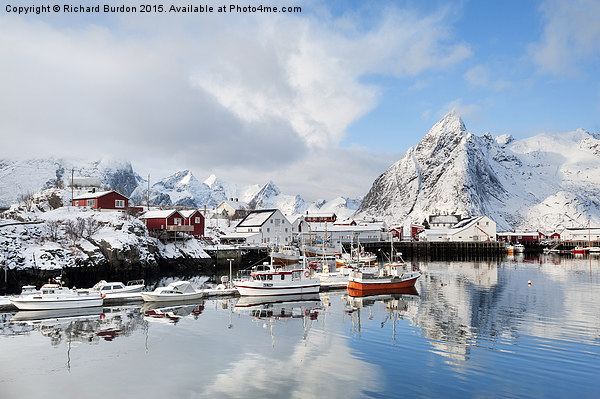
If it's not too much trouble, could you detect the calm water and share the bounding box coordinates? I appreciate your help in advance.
[1,254,599,399]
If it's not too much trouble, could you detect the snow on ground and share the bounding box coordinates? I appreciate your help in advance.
[0,190,210,270]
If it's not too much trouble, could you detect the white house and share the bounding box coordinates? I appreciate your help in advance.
[227,209,292,245]
[418,216,496,242]
[559,227,600,242]
[297,221,385,244]
[215,198,249,219]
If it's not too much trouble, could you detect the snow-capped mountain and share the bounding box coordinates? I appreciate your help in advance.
[355,112,600,231]
[0,157,358,218]
[0,158,143,209]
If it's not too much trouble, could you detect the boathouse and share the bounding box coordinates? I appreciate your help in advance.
[496,231,542,243]
[72,190,131,211]
[180,209,205,237]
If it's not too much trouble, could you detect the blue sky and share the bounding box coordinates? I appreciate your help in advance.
[1,0,599,200]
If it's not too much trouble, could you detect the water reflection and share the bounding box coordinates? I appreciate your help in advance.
[0,256,599,398]
[141,301,205,325]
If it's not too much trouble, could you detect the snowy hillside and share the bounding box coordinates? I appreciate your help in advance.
[356,112,600,231]
[0,188,209,271]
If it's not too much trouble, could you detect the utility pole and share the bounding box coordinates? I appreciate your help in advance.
[147,174,150,211]
[71,168,74,203]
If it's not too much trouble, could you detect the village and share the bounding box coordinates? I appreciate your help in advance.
[68,187,600,254]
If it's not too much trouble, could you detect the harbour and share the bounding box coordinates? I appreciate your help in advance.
[1,254,599,398]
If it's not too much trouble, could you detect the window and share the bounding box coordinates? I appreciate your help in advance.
[75,201,79,206]
[195,217,201,224]
[115,199,125,208]
[174,218,182,225]
[87,199,95,206]
[267,228,270,233]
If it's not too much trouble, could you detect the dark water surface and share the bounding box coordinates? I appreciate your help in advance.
[1,254,599,398]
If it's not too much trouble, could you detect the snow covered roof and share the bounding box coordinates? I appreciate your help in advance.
[179,209,202,218]
[72,190,121,200]
[141,209,181,219]
[237,210,278,227]
[219,199,248,210]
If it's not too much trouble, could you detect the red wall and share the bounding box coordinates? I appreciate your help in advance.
[145,212,184,230]
[183,211,205,236]
[72,191,129,209]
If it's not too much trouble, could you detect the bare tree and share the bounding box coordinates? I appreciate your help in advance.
[46,220,62,241]
[18,192,35,212]
[84,218,101,238]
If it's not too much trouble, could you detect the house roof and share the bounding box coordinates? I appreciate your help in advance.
[72,190,123,200]
[141,209,182,219]
[237,209,278,227]
[218,199,248,211]
[179,209,202,218]
[305,212,336,218]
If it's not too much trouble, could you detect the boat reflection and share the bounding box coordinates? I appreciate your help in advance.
[345,290,420,342]
[141,301,205,325]
[234,294,322,320]
[347,285,419,298]
[6,305,146,345]
[11,306,104,322]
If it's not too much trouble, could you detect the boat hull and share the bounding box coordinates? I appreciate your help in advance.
[347,275,420,294]
[140,292,205,302]
[234,281,320,297]
[10,296,104,311]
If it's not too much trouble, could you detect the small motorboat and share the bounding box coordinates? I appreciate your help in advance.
[140,281,205,302]
[10,283,104,311]
[91,279,145,297]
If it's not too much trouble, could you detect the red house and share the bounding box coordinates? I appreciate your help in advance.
[141,210,192,233]
[180,209,205,237]
[72,190,131,210]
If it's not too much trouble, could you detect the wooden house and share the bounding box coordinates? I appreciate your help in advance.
[180,209,205,237]
[72,190,131,210]
[140,210,193,233]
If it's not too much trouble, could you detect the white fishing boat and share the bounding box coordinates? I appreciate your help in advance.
[233,263,320,296]
[10,283,104,311]
[91,279,145,296]
[270,245,300,266]
[514,243,525,252]
[140,281,205,302]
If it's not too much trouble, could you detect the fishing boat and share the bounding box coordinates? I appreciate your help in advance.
[233,263,320,296]
[91,279,145,296]
[10,283,104,311]
[347,240,420,295]
[506,244,515,255]
[514,243,525,252]
[140,281,205,302]
[270,245,300,266]
[572,246,589,254]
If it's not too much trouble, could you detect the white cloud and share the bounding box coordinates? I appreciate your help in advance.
[438,99,480,119]
[0,2,470,199]
[529,0,600,76]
